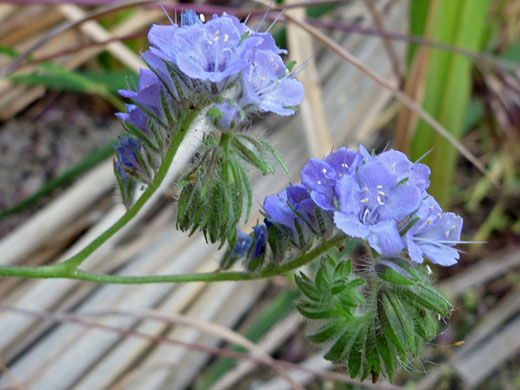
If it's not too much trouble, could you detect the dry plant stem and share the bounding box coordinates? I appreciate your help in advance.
[279,5,493,183]
[286,0,332,157]
[363,0,403,82]
[0,0,343,76]
[72,309,304,390]
[394,0,439,152]
[0,305,403,390]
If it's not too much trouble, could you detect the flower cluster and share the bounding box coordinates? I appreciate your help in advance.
[112,10,303,212]
[230,145,463,269]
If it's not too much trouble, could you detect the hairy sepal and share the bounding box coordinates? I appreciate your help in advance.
[295,255,453,382]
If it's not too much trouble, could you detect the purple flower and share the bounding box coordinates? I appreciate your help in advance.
[334,159,421,255]
[263,184,317,245]
[241,50,304,116]
[360,146,431,195]
[214,102,241,129]
[252,224,267,259]
[405,196,463,266]
[300,147,360,210]
[149,13,261,84]
[114,137,143,175]
[118,68,170,128]
[232,229,252,257]
[181,9,202,26]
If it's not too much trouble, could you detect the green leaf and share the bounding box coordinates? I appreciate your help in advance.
[307,322,342,343]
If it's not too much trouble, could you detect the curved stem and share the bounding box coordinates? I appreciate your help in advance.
[0,110,198,278]
[0,235,345,284]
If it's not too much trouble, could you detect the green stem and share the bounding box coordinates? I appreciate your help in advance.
[0,235,345,284]
[59,109,197,272]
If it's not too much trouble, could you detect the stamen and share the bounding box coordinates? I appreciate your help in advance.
[207,40,213,45]
[364,187,369,192]
[378,191,385,196]
[224,33,229,42]
[260,77,265,81]
[342,163,349,168]
[451,225,456,230]
[214,36,219,42]
[275,80,281,86]
[199,14,205,22]
[437,213,442,219]
[321,168,327,173]
[317,180,321,185]
[445,231,450,238]
[274,64,279,70]
[215,30,220,36]
[285,68,289,75]
[426,265,432,275]
[377,185,383,189]
[377,196,384,205]
[426,219,432,225]
[361,198,369,203]
[270,58,274,64]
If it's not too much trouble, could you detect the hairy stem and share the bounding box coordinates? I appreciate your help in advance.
[0,110,198,278]
[0,235,345,284]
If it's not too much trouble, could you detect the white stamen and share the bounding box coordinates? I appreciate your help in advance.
[215,30,220,36]
[224,33,229,42]
[342,163,349,168]
[274,64,279,70]
[339,173,343,177]
[275,80,281,86]
[426,219,432,225]
[207,40,213,45]
[260,76,265,81]
[317,180,321,185]
[426,265,432,275]
[437,213,442,219]
[364,187,369,192]
[377,185,383,189]
[378,191,385,196]
[321,168,327,173]
[270,58,274,64]
[199,14,205,22]
[361,198,369,203]
[377,196,384,205]
[451,225,456,230]
[285,68,289,75]
[445,231,450,238]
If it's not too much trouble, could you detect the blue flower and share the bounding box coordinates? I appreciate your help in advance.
[334,159,421,255]
[181,9,202,26]
[149,13,261,84]
[231,229,252,257]
[215,102,241,129]
[405,196,463,266]
[241,50,304,116]
[359,146,431,195]
[114,137,143,175]
[263,184,317,245]
[300,147,360,210]
[252,224,267,259]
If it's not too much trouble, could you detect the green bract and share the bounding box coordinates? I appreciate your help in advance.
[295,255,452,383]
